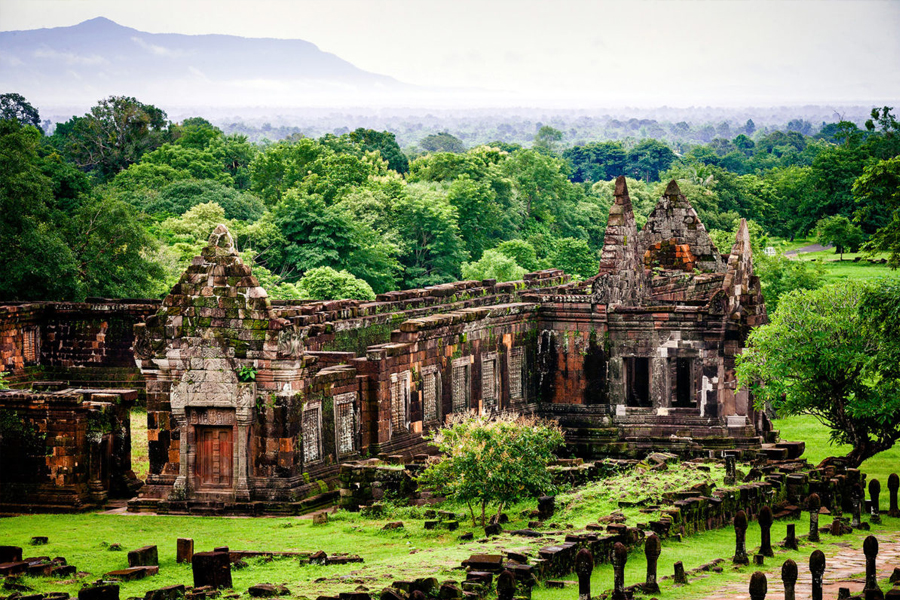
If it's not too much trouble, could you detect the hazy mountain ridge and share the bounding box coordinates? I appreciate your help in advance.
[0,17,411,106]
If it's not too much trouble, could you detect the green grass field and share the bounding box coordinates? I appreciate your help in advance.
[775,415,900,485]
[131,409,150,481]
[2,415,899,599]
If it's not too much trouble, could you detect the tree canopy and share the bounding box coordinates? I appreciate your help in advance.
[736,281,900,466]
[417,413,564,526]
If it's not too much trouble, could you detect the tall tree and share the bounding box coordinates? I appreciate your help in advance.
[737,281,900,467]
[348,128,409,174]
[0,120,79,300]
[54,96,170,180]
[0,93,41,129]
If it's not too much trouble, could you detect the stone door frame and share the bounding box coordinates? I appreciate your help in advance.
[170,380,254,502]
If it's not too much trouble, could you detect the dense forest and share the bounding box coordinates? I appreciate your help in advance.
[2,92,899,308]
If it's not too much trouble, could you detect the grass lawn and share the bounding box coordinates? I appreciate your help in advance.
[131,409,149,481]
[2,414,898,600]
[775,415,900,486]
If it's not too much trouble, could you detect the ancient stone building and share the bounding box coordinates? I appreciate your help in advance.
[0,178,767,514]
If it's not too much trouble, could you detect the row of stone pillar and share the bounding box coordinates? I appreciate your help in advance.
[748,536,896,599]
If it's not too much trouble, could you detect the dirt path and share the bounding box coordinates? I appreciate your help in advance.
[694,531,900,599]
[785,243,834,255]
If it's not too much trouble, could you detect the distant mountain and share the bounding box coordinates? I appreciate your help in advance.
[0,17,413,109]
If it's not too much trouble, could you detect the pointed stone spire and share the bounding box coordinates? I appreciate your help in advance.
[722,218,767,327]
[592,176,646,305]
[639,179,724,272]
[664,179,682,197]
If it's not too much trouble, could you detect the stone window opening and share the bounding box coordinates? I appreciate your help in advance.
[390,371,411,437]
[334,392,357,456]
[509,347,525,402]
[421,366,440,423]
[481,353,498,411]
[451,357,471,414]
[302,404,323,464]
[624,357,651,408]
[673,357,697,408]
[23,327,39,364]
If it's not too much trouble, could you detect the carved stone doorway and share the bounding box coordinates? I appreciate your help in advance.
[195,426,234,490]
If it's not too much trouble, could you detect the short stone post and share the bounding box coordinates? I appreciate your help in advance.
[724,454,736,486]
[888,473,900,518]
[673,561,688,585]
[575,548,593,600]
[496,569,516,600]
[810,549,826,600]
[733,510,750,565]
[808,493,821,542]
[853,483,864,529]
[177,538,194,564]
[192,551,232,589]
[611,542,627,600]
[832,480,844,519]
[537,495,555,520]
[783,523,798,550]
[864,535,881,595]
[749,571,767,600]
[759,506,774,557]
[870,479,882,524]
[643,533,661,594]
[781,559,798,600]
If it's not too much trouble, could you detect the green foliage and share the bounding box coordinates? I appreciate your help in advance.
[736,281,900,466]
[494,239,539,272]
[236,365,257,382]
[419,132,465,154]
[140,180,266,221]
[626,139,676,181]
[348,128,408,174]
[753,253,825,312]
[0,119,81,300]
[392,184,468,288]
[854,156,900,267]
[546,237,597,280]
[815,215,866,259]
[418,413,564,525]
[271,190,398,293]
[295,266,376,301]
[1,92,41,129]
[0,371,9,390]
[461,249,525,283]
[533,126,564,154]
[563,141,627,183]
[52,96,170,181]
[249,138,330,204]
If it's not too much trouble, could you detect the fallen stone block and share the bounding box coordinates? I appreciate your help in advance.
[78,585,119,600]
[144,584,185,600]
[105,567,159,582]
[31,537,49,546]
[0,561,30,576]
[0,547,23,563]
[247,585,289,598]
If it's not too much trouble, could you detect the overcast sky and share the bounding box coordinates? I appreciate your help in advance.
[2,0,899,106]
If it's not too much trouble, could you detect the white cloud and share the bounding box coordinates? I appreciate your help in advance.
[33,47,107,65]
[131,36,183,57]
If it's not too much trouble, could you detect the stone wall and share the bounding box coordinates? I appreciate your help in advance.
[0,300,157,396]
[0,387,138,512]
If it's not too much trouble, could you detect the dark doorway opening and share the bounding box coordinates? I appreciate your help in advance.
[625,357,651,407]
[674,357,695,408]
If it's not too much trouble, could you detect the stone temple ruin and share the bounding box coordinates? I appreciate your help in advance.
[0,178,767,513]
